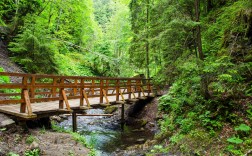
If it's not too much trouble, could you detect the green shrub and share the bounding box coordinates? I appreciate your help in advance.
[24,149,40,156]
[26,135,36,145]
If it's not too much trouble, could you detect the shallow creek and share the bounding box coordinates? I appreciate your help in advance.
[58,109,155,155]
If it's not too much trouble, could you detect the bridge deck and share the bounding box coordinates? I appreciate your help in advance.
[0,93,150,119]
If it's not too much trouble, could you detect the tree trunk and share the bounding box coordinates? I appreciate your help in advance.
[195,0,210,99]
[146,0,150,79]
[195,0,204,60]
[206,0,213,13]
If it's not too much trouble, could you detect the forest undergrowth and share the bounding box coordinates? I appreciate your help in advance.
[146,0,252,155]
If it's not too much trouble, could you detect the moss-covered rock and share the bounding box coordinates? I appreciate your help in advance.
[104,106,118,114]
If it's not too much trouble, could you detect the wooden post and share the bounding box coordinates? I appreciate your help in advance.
[83,90,91,108]
[100,79,104,104]
[91,79,95,95]
[23,90,33,116]
[62,90,71,111]
[127,80,131,99]
[80,79,84,107]
[137,80,141,97]
[20,76,28,113]
[106,80,109,95]
[151,86,154,95]
[119,89,125,102]
[73,79,77,96]
[131,88,136,99]
[147,79,151,96]
[72,112,77,132]
[102,89,110,105]
[116,80,119,101]
[30,75,35,98]
[59,78,64,110]
[121,104,125,123]
[140,87,146,97]
[52,78,57,97]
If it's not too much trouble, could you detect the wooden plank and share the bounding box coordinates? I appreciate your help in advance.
[0,108,37,119]
[62,90,71,111]
[65,114,113,116]
[131,88,136,99]
[23,90,33,116]
[119,89,125,102]
[0,84,24,89]
[80,79,84,106]
[91,80,95,95]
[0,99,24,105]
[0,93,21,96]
[73,79,78,96]
[59,78,64,109]
[82,89,91,108]
[140,87,146,97]
[116,80,119,101]
[52,78,57,97]
[30,76,35,98]
[0,92,152,119]
[102,89,110,105]
[100,80,103,104]
[20,77,28,113]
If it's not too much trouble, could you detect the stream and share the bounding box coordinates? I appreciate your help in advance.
[58,108,155,156]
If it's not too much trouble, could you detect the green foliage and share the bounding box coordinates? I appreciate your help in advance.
[149,0,252,155]
[71,132,88,147]
[226,123,252,155]
[226,144,243,155]
[0,67,20,98]
[24,149,40,156]
[9,26,58,74]
[227,137,243,144]
[7,152,19,156]
[25,135,36,145]
[149,145,168,154]
[88,148,97,156]
[0,67,10,83]
[235,124,251,132]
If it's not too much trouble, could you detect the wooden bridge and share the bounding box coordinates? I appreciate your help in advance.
[0,72,154,120]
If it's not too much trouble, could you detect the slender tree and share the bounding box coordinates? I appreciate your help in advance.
[195,0,209,99]
[146,0,150,78]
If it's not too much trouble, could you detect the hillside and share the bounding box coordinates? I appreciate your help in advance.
[0,40,24,76]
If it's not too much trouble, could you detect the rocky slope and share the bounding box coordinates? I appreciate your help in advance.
[0,40,24,82]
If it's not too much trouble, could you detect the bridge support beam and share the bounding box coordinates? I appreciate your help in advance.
[121,104,125,123]
[72,112,77,132]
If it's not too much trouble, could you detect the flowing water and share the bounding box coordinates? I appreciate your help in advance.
[59,109,155,155]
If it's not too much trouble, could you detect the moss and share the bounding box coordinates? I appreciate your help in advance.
[140,119,148,127]
[104,106,118,114]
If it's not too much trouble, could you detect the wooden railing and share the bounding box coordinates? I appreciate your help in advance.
[0,72,153,116]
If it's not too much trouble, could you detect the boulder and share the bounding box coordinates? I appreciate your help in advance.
[29,141,39,150]
[50,116,62,122]
[0,113,15,128]
[104,106,118,114]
